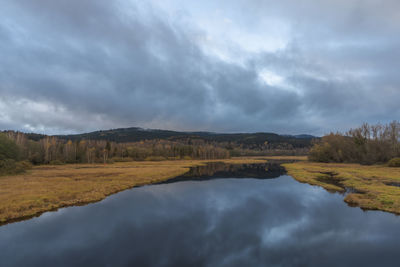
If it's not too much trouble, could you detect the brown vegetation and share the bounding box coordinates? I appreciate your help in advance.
[3,131,231,165]
[309,121,400,165]
[0,157,266,225]
[388,158,400,167]
[284,161,400,214]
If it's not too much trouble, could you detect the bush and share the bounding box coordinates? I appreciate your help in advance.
[0,159,31,176]
[49,160,64,165]
[0,159,17,175]
[144,156,166,161]
[0,133,20,160]
[16,160,33,170]
[388,158,400,167]
[112,157,133,162]
[308,121,400,165]
[308,143,333,162]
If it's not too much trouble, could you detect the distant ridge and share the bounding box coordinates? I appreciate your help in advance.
[54,127,317,148]
[283,134,317,139]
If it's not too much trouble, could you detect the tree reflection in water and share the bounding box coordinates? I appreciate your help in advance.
[160,161,287,184]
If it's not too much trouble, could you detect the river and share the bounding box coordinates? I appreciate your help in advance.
[1,162,399,266]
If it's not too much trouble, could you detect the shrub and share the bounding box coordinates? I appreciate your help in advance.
[14,160,32,173]
[0,133,20,160]
[388,158,400,167]
[16,160,33,170]
[49,160,64,165]
[308,121,400,165]
[144,156,166,161]
[0,159,17,175]
[167,156,180,160]
[0,159,31,176]
[112,157,133,162]
[308,143,332,162]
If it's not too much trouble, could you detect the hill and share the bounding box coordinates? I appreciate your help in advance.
[56,127,317,149]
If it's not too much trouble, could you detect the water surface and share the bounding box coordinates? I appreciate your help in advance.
[1,163,400,267]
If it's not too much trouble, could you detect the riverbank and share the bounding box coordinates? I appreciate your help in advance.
[5,155,398,225]
[0,158,267,225]
[284,161,400,214]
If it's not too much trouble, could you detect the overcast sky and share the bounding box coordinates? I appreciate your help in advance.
[1,0,399,135]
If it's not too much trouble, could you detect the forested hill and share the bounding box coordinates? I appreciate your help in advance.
[0,127,316,171]
[56,127,316,148]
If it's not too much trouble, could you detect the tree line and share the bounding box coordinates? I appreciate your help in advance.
[1,131,231,165]
[309,121,400,165]
[0,129,311,175]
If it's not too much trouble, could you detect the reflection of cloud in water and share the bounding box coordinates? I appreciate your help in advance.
[1,175,400,266]
[262,215,310,246]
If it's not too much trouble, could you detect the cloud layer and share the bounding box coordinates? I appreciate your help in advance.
[1,0,399,135]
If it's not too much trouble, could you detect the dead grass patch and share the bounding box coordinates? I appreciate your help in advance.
[0,157,265,225]
[284,161,400,214]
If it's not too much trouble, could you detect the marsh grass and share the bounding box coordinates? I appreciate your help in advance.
[284,161,400,214]
[388,158,400,167]
[0,157,266,225]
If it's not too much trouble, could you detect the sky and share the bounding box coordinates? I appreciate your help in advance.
[0,0,399,135]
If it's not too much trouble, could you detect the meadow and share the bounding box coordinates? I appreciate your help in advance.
[284,161,400,214]
[2,155,400,226]
[0,158,266,225]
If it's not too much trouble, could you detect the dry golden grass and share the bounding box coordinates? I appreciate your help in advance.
[284,161,400,214]
[263,156,308,161]
[0,157,265,225]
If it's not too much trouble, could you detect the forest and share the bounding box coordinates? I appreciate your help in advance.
[56,127,314,149]
[3,121,399,176]
[0,129,310,175]
[309,121,400,165]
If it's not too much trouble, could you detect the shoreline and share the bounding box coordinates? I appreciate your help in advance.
[284,161,400,215]
[5,156,398,226]
[0,157,271,226]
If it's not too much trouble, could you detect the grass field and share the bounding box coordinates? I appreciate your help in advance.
[4,155,398,225]
[284,161,400,214]
[0,158,267,225]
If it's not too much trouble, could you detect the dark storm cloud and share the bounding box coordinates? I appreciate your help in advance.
[0,0,399,134]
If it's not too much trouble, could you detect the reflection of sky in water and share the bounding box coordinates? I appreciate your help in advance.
[1,175,400,267]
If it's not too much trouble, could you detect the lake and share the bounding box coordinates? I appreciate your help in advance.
[1,162,400,267]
